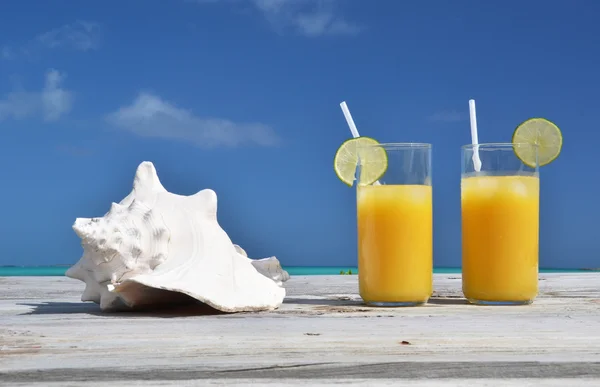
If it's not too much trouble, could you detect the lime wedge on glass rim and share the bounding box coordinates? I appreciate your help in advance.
[512,117,563,167]
[333,136,388,186]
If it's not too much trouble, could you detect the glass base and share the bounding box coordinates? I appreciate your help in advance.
[365,301,426,307]
[467,298,533,306]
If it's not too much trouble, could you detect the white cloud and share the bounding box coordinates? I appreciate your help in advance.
[1,46,14,59]
[41,70,73,121]
[1,20,101,60]
[192,0,361,37]
[254,0,361,37]
[35,21,101,51]
[293,10,360,37]
[106,92,280,148]
[0,69,73,122]
[428,110,464,123]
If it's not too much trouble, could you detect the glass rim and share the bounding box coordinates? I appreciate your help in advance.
[461,142,538,150]
[358,142,432,149]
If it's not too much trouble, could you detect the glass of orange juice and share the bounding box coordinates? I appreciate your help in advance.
[461,143,539,305]
[356,143,432,306]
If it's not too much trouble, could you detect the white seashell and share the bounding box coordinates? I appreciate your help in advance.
[66,161,289,313]
[232,243,290,286]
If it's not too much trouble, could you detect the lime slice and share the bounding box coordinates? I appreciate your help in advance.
[333,137,388,186]
[512,117,563,167]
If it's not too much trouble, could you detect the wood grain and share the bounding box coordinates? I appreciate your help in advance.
[1,274,599,386]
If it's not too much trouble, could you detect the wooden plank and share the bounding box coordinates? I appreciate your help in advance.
[1,274,599,386]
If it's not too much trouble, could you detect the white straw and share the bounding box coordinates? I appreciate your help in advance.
[469,99,482,172]
[340,101,360,138]
[339,101,381,185]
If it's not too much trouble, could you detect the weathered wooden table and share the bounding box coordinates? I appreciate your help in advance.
[1,274,599,386]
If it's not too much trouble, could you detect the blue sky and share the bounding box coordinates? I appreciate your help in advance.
[0,0,598,269]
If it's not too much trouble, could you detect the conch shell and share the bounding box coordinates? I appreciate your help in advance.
[66,161,289,312]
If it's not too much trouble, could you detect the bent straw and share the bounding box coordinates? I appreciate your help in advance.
[469,99,482,172]
[339,101,381,185]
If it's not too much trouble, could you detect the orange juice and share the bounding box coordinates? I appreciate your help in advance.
[357,184,433,305]
[461,174,539,303]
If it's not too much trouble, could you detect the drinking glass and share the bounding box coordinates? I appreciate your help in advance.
[356,143,433,306]
[461,143,540,305]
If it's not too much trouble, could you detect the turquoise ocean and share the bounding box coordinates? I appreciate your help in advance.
[0,266,588,276]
